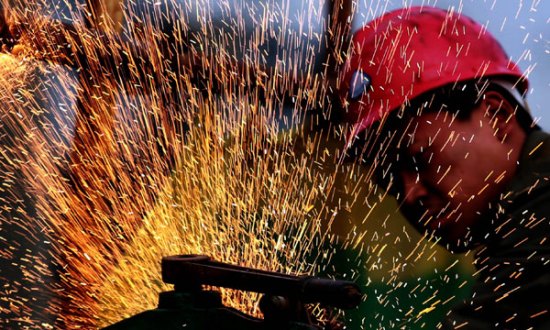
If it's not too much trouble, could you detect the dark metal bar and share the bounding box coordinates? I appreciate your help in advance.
[162,255,362,310]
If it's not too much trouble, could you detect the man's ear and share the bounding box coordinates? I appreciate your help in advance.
[481,90,519,143]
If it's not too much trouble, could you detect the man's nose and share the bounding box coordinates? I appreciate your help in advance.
[401,171,429,205]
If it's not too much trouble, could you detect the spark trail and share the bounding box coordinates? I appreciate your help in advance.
[0,0,359,327]
[0,1,484,329]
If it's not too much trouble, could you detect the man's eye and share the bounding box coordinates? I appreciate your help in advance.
[411,151,431,172]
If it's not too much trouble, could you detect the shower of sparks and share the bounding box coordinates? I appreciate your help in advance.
[3,0,536,329]
[0,0,362,327]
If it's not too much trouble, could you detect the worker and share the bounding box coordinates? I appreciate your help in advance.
[338,6,549,328]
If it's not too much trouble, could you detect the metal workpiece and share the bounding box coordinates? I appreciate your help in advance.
[105,254,364,330]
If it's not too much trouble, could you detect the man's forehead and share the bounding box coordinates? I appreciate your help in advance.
[379,109,461,152]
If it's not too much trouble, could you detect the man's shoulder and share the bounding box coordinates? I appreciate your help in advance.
[502,130,550,211]
[508,130,550,191]
[484,130,550,261]
[443,130,550,330]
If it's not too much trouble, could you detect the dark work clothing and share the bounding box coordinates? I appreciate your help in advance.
[444,131,550,329]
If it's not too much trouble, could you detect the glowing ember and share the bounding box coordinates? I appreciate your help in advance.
[1,0,353,327]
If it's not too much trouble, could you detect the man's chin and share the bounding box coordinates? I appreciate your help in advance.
[402,208,485,253]
[438,237,478,253]
[423,226,480,253]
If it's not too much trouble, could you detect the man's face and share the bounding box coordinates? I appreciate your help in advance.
[383,103,520,251]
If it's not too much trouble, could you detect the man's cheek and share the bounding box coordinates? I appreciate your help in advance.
[445,177,466,199]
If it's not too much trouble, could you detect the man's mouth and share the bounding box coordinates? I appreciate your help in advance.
[419,206,456,232]
[402,200,460,236]
[429,213,454,232]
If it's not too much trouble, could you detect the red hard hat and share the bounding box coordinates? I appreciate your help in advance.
[340,6,528,142]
